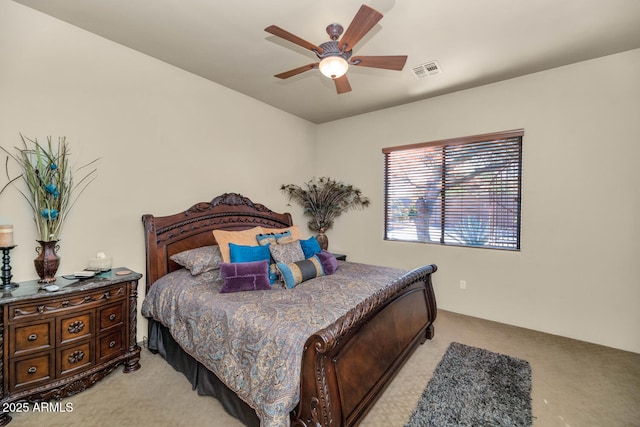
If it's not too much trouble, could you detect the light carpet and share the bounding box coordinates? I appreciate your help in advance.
[7,310,640,426]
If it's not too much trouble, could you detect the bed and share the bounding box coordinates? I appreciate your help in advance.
[141,193,437,427]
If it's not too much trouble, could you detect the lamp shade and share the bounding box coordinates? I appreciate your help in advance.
[319,56,349,79]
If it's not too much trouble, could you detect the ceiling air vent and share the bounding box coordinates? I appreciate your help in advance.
[411,61,441,79]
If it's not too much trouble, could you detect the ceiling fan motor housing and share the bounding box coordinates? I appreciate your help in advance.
[317,41,353,62]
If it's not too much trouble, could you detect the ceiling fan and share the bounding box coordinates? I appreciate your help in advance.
[265,4,407,94]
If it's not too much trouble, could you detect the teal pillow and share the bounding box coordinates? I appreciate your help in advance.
[229,243,278,284]
[299,236,322,258]
[276,255,324,289]
[229,243,271,263]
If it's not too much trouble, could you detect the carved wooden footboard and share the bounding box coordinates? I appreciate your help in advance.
[293,264,437,427]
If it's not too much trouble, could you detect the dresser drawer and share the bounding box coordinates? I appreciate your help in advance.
[10,351,55,392]
[58,310,94,345]
[10,320,54,357]
[98,329,125,362]
[58,341,94,377]
[98,301,125,332]
[7,284,127,322]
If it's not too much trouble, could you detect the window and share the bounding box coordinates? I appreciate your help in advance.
[383,129,523,250]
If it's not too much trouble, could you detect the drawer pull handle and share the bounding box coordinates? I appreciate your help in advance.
[28,333,38,341]
[109,340,116,348]
[67,320,85,334]
[27,367,37,374]
[109,313,117,321]
[68,350,85,364]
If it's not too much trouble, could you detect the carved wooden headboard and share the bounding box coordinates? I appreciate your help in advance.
[141,193,293,290]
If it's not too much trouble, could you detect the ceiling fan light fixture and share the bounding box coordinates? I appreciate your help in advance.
[319,56,349,79]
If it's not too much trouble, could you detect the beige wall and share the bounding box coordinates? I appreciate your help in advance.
[316,48,640,353]
[2,2,638,353]
[0,2,316,340]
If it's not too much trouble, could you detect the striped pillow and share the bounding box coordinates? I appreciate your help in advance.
[276,255,324,289]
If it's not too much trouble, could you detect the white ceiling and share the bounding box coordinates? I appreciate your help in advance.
[13,0,640,124]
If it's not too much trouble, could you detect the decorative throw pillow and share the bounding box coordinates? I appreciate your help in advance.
[299,236,322,258]
[269,240,305,264]
[229,243,271,263]
[219,260,271,293]
[229,243,281,284]
[316,250,339,275]
[170,245,223,275]
[256,230,293,246]
[276,255,325,289]
[262,225,303,241]
[275,233,296,244]
[213,226,264,263]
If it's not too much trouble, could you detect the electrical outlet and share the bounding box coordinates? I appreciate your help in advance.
[459,280,467,290]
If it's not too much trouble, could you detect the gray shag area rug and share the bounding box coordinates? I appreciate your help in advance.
[405,342,532,427]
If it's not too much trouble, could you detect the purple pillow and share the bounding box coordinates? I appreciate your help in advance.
[219,260,271,293]
[316,250,339,275]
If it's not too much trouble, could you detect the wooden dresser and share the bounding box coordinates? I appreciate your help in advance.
[0,267,141,425]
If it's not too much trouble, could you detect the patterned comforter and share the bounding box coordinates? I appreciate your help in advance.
[141,261,407,427]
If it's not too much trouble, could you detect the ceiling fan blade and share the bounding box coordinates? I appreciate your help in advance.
[265,25,323,54]
[351,55,408,70]
[334,75,352,94]
[338,5,383,51]
[274,63,318,79]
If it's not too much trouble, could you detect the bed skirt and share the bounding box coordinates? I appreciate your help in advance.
[147,319,260,427]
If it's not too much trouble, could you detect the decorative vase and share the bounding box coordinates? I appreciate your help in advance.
[34,240,60,283]
[316,228,329,251]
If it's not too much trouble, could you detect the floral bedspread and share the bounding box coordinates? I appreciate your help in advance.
[141,261,407,427]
